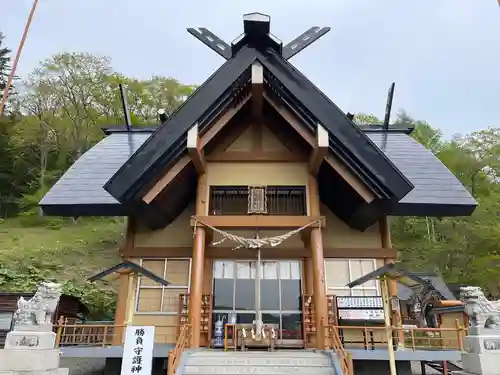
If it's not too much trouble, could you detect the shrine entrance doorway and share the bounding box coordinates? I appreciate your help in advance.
[212,260,303,347]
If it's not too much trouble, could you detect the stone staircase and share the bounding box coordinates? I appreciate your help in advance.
[179,350,338,375]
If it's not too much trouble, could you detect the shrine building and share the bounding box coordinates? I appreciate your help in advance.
[39,13,476,352]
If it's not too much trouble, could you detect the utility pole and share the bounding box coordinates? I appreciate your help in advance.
[0,0,39,116]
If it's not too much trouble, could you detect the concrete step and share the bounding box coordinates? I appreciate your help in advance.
[186,357,332,366]
[182,365,335,375]
[189,351,327,357]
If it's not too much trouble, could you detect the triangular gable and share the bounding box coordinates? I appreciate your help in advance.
[212,122,295,154]
[261,125,289,153]
[258,49,413,200]
[104,46,258,203]
[103,16,413,230]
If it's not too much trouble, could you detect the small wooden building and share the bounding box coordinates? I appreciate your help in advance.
[397,272,457,327]
[0,292,88,347]
[430,305,468,329]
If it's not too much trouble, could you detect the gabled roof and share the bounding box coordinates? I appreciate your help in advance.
[104,46,259,203]
[101,16,417,230]
[105,45,412,205]
[39,14,477,228]
[369,133,476,216]
[39,129,477,219]
[88,261,170,286]
[347,262,429,290]
[397,272,456,301]
[39,133,145,216]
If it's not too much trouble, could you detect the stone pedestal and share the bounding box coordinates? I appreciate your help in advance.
[0,329,69,375]
[454,328,500,375]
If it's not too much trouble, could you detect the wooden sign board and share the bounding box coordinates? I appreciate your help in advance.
[121,326,155,375]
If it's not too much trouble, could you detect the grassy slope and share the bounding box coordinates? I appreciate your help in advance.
[0,217,125,316]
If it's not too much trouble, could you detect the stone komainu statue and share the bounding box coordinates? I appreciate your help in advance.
[460,286,500,329]
[13,282,62,326]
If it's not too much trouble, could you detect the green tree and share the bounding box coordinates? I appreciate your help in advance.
[0,32,10,92]
[354,113,382,125]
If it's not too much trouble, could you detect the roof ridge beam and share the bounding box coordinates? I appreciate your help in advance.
[309,123,328,175]
[187,123,206,175]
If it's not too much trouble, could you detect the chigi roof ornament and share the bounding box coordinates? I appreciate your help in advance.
[187,12,330,60]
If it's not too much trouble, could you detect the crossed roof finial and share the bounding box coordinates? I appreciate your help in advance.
[187,12,330,60]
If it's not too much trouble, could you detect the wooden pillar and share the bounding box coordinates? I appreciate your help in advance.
[125,274,136,325]
[380,217,397,298]
[304,258,314,295]
[380,216,404,345]
[113,273,130,344]
[188,174,207,348]
[113,217,135,344]
[308,175,327,349]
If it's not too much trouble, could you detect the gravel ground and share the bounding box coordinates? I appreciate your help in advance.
[60,358,106,375]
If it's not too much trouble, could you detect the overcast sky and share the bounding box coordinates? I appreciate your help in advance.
[4,0,500,137]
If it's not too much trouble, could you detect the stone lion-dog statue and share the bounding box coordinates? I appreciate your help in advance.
[13,282,62,327]
[460,286,500,329]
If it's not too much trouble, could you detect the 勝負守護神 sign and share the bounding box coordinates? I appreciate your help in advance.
[121,326,155,375]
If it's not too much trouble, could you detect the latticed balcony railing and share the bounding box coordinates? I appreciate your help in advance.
[209,186,307,216]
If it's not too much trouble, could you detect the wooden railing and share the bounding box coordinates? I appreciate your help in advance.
[167,324,191,375]
[55,322,121,347]
[326,322,466,351]
[54,320,181,347]
[322,319,353,375]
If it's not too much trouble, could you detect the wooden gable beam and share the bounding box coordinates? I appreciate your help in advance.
[264,93,374,203]
[251,62,264,120]
[187,123,206,175]
[142,156,190,204]
[309,123,329,175]
[142,94,250,204]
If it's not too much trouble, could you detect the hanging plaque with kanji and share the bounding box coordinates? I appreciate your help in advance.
[248,185,267,214]
[121,326,155,375]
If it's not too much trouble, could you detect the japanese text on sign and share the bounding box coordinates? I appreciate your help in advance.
[121,326,155,375]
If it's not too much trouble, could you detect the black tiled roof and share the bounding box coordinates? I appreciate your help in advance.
[369,133,477,216]
[39,133,146,216]
[39,131,477,217]
[40,15,477,225]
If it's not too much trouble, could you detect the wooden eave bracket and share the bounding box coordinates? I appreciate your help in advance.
[187,123,206,175]
[251,61,263,119]
[309,123,329,175]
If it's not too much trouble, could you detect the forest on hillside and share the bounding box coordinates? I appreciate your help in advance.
[1,30,500,315]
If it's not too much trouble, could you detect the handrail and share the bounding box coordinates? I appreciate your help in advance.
[331,324,466,351]
[54,319,183,348]
[323,319,353,375]
[167,324,191,375]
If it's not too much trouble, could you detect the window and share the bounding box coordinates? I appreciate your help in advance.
[212,260,303,342]
[135,258,191,314]
[324,259,380,296]
[209,186,307,216]
[0,312,13,330]
[212,260,302,312]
